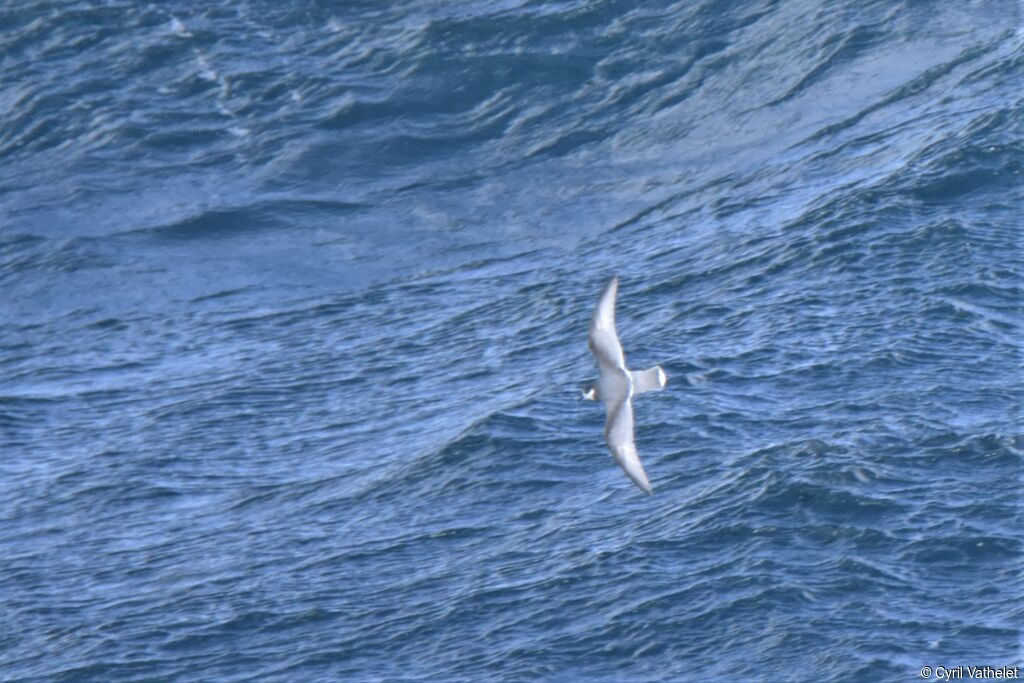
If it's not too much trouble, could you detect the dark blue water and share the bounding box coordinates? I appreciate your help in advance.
[2,1,1022,681]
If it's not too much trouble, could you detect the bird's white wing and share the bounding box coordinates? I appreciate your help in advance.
[604,397,653,494]
[588,276,625,370]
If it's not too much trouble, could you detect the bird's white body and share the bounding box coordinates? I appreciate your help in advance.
[585,277,667,494]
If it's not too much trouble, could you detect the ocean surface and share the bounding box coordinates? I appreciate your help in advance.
[1,1,1022,681]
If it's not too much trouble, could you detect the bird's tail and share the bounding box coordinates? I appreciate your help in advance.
[630,366,667,395]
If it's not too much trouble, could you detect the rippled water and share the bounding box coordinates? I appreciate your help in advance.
[2,1,1022,681]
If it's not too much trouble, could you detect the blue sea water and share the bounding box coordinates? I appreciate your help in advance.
[1,1,1022,681]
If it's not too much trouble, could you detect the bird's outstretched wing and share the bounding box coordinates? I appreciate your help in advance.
[588,276,625,371]
[604,397,653,494]
[587,276,656,494]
